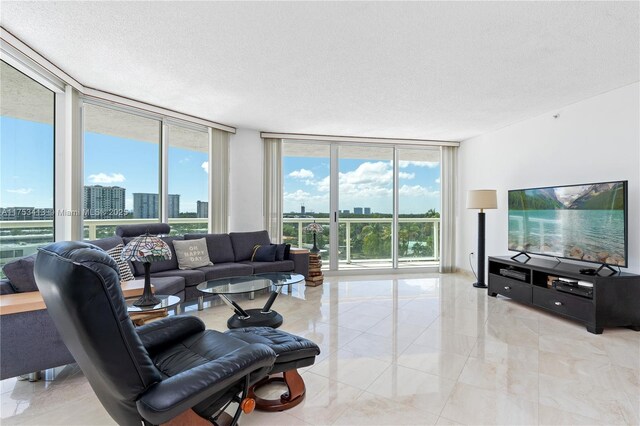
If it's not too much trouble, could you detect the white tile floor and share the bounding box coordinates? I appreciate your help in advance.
[1,272,639,425]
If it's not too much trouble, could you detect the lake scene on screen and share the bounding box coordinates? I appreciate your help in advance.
[508,182,626,266]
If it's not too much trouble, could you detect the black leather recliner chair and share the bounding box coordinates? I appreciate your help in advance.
[34,241,278,426]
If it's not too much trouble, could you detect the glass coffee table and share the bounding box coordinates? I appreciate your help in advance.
[197,272,304,329]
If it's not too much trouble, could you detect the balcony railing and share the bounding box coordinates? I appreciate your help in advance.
[283,217,440,266]
[0,217,438,273]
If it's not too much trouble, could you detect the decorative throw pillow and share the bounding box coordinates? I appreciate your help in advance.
[251,244,277,262]
[106,244,136,282]
[172,238,213,270]
[273,243,290,261]
[2,254,38,293]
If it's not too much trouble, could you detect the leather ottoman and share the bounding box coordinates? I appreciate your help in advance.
[225,327,320,411]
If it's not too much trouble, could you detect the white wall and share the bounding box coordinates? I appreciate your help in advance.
[229,128,264,231]
[457,83,640,275]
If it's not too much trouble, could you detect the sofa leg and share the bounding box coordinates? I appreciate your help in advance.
[249,291,255,301]
[198,296,204,311]
[175,304,182,315]
[28,371,41,382]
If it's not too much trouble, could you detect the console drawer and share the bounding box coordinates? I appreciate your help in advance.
[489,274,531,303]
[532,287,594,322]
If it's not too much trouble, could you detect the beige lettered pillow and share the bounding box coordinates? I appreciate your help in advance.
[172,238,213,270]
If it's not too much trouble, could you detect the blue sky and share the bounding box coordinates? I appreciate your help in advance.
[85,132,208,213]
[1,116,54,208]
[1,116,208,213]
[283,155,441,214]
[2,116,440,215]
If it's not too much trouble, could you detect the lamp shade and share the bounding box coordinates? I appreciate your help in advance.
[121,234,172,263]
[304,222,324,233]
[467,190,497,210]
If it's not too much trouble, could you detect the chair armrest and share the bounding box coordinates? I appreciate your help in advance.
[136,343,276,425]
[136,316,205,354]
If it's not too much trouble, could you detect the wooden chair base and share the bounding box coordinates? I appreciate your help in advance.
[249,369,306,412]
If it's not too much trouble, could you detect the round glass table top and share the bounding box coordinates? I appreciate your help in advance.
[197,272,305,295]
[126,295,181,312]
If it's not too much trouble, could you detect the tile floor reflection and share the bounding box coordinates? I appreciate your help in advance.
[1,272,639,425]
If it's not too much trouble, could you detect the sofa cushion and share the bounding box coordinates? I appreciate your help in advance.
[197,263,254,281]
[150,269,205,287]
[251,244,277,262]
[184,233,236,264]
[105,244,136,282]
[126,236,181,275]
[88,236,124,251]
[274,243,290,261]
[240,260,295,274]
[2,255,37,293]
[172,239,213,270]
[229,231,271,262]
[147,276,185,296]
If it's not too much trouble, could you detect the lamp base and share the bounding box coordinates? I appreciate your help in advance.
[133,294,161,307]
[473,282,488,289]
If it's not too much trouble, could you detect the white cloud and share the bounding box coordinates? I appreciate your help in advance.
[399,172,415,180]
[284,190,311,203]
[201,161,209,174]
[399,160,439,168]
[435,178,441,184]
[289,169,314,179]
[399,184,440,197]
[317,161,394,197]
[6,188,32,195]
[88,173,126,184]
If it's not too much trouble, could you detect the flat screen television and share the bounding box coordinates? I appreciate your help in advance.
[508,180,628,267]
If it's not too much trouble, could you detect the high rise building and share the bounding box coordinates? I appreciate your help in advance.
[300,205,306,215]
[83,185,126,219]
[197,201,208,218]
[133,193,180,218]
[353,207,363,215]
[364,207,371,215]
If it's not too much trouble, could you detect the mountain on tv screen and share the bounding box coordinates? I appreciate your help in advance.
[508,181,627,267]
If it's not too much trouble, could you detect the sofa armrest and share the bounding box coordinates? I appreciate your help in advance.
[136,316,205,354]
[0,280,16,295]
[289,249,309,278]
[136,343,276,425]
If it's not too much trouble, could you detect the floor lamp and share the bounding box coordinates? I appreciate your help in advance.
[467,189,497,288]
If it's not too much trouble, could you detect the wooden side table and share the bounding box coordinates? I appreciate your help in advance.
[126,295,181,326]
[305,252,324,287]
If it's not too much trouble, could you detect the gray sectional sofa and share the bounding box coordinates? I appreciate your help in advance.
[0,228,309,379]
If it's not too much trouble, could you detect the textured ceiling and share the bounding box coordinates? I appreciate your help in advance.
[1,1,638,141]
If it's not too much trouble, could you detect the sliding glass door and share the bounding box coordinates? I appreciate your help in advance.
[282,141,442,271]
[282,142,331,268]
[337,145,394,269]
[397,148,441,268]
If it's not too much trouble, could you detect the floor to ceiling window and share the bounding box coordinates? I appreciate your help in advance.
[397,148,441,268]
[167,123,209,235]
[281,140,442,271]
[282,142,330,268]
[83,103,161,239]
[338,145,394,269]
[0,61,55,275]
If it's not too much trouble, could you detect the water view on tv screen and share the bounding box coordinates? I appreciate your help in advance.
[508,181,627,267]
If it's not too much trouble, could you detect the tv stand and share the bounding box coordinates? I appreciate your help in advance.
[510,251,531,262]
[488,256,640,334]
[595,263,617,275]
